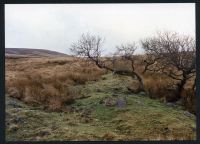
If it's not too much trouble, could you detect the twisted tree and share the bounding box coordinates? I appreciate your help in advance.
[141,31,196,101]
[70,33,112,71]
[70,33,144,93]
[115,43,144,91]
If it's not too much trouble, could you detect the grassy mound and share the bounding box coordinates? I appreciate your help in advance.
[6,74,196,141]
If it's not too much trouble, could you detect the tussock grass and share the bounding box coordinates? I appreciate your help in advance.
[142,72,196,113]
[6,55,196,113]
[110,57,196,114]
[5,56,196,141]
[6,74,196,141]
[6,57,105,111]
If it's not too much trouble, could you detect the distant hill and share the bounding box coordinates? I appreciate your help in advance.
[5,48,68,57]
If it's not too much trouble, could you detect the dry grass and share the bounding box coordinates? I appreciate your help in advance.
[143,73,177,100]
[5,55,195,113]
[110,56,196,114]
[142,72,196,113]
[6,56,106,111]
[5,56,196,140]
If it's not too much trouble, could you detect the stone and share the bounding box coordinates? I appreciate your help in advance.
[117,99,126,108]
[11,117,24,124]
[7,100,22,108]
[138,91,146,96]
[166,102,176,107]
[183,111,194,118]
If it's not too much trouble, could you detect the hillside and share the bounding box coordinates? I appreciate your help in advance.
[6,74,196,141]
[5,48,68,57]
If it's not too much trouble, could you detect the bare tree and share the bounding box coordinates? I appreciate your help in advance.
[141,31,196,101]
[70,33,114,71]
[115,43,144,91]
[70,33,145,93]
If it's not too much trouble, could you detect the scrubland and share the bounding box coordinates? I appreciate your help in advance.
[5,55,196,141]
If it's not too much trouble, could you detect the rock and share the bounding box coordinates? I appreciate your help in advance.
[7,100,22,108]
[183,111,194,118]
[166,102,176,107]
[10,117,24,124]
[138,91,146,96]
[117,98,126,108]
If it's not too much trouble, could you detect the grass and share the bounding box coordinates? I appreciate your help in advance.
[6,56,196,113]
[6,57,106,111]
[6,73,196,141]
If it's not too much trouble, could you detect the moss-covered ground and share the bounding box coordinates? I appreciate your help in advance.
[6,74,196,141]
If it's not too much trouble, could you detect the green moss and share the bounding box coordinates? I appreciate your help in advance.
[6,74,196,141]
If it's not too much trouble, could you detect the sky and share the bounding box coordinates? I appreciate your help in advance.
[5,4,195,55]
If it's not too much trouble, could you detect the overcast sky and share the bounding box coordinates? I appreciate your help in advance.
[5,4,195,55]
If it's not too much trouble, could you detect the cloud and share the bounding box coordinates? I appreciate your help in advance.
[5,4,195,55]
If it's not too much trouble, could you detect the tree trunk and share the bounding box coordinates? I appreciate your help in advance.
[93,59,145,93]
[192,77,196,91]
[176,76,187,101]
[132,71,144,91]
[113,70,144,92]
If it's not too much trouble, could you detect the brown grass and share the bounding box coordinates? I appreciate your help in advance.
[110,57,196,114]
[5,55,195,113]
[142,71,196,113]
[6,56,106,111]
[143,73,176,100]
